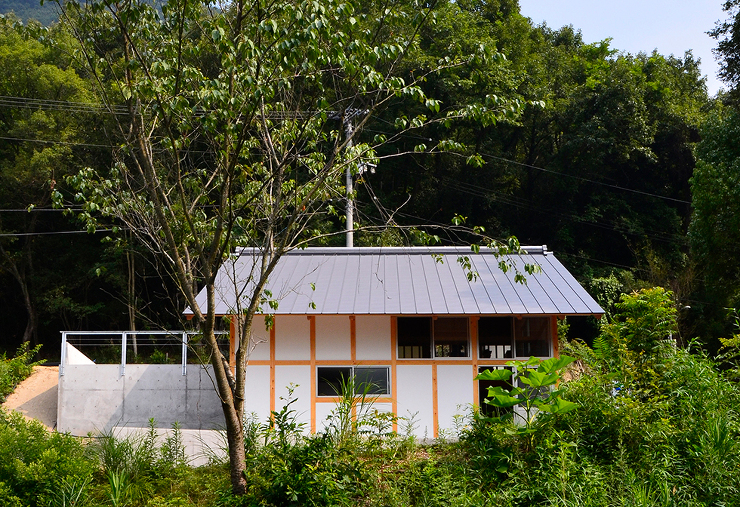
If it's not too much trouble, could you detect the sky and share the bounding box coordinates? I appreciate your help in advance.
[518,0,728,96]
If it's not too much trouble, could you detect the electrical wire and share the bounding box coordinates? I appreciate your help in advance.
[0,228,117,238]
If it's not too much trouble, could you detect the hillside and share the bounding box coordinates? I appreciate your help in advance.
[0,0,58,25]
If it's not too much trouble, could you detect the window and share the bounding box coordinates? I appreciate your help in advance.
[478,317,513,359]
[397,317,432,358]
[316,366,390,396]
[397,317,470,359]
[478,316,551,359]
[514,317,550,357]
[434,317,469,357]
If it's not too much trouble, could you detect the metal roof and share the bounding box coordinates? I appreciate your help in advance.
[194,246,604,316]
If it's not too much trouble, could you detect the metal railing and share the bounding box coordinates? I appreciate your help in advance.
[59,330,229,377]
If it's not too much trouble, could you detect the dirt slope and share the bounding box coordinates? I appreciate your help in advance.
[2,365,58,430]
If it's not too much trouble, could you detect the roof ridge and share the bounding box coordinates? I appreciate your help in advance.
[237,246,549,256]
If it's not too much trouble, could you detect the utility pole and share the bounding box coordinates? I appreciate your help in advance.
[344,118,354,248]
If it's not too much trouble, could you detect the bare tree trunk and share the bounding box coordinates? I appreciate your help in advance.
[203,284,247,494]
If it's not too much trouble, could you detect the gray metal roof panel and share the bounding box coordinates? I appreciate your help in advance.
[540,254,604,314]
[189,246,604,316]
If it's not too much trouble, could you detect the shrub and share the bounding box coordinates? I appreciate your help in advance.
[0,409,94,506]
[0,343,44,402]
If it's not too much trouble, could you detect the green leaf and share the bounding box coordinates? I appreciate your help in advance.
[537,355,576,374]
[475,368,512,382]
[535,397,578,414]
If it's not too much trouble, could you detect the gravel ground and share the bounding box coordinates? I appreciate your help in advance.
[2,365,58,430]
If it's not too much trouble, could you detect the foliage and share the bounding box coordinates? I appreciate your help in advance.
[717,310,740,379]
[476,355,577,431]
[0,409,94,507]
[710,0,740,93]
[589,287,677,393]
[690,107,740,345]
[0,342,44,402]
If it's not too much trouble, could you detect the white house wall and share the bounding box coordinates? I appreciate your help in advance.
[436,365,474,434]
[274,365,311,429]
[244,364,271,423]
[314,402,337,432]
[315,316,351,360]
[275,315,310,360]
[238,314,561,439]
[248,316,271,361]
[396,365,434,439]
[355,315,391,360]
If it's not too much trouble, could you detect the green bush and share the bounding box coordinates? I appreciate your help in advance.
[0,409,94,506]
[0,343,44,402]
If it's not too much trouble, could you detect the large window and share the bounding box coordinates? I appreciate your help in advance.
[316,366,390,396]
[397,317,432,358]
[514,317,550,357]
[478,317,513,359]
[478,316,551,359]
[397,317,470,359]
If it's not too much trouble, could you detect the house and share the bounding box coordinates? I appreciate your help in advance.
[191,246,604,438]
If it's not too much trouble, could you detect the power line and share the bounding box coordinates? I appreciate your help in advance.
[1,95,694,207]
[0,229,115,238]
[0,136,112,149]
[477,151,691,205]
[369,119,692,206]
[0,95,128,115]
[440,176,688,245]
[0,208,80,212]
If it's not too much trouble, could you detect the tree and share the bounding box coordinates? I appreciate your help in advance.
[0,16,99,345]
[54,0,522,493]
[710,0,740,93]
[690,108,740,340]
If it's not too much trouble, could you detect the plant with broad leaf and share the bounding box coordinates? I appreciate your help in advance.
[475,355,578,446]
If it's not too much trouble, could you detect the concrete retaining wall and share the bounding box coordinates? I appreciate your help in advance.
[58,344,223,435]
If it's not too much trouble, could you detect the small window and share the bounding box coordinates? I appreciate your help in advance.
[514,317,550,357]
[397,317,432,358]
[317,367,352,396]
[316,366,390,396]
[478,317,513,359]
[354,367,389,395]
[434,318,469,357]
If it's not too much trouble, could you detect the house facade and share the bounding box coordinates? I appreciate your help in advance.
[195,246,604,438]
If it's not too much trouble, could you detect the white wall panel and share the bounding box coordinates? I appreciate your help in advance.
[315,316,351,360]
[275,316,310,360]
[396,365,434,438]
[244,365,271,424]
[247,316,271,360]
[314,402,338,432]
[436,365,474,435]
[275,365,311,430]
[355,316,391,360]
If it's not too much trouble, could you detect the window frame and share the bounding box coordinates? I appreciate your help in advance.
[315,365,391,397]
[477,316,552,360]
[396,316,471,360]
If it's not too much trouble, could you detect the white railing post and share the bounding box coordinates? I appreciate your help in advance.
[120,332,127,377]
[181,332,188,376]
[59,332,67,376]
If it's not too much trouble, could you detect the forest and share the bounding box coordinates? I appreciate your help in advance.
[3,0,740,504]
[0,0,738,357]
